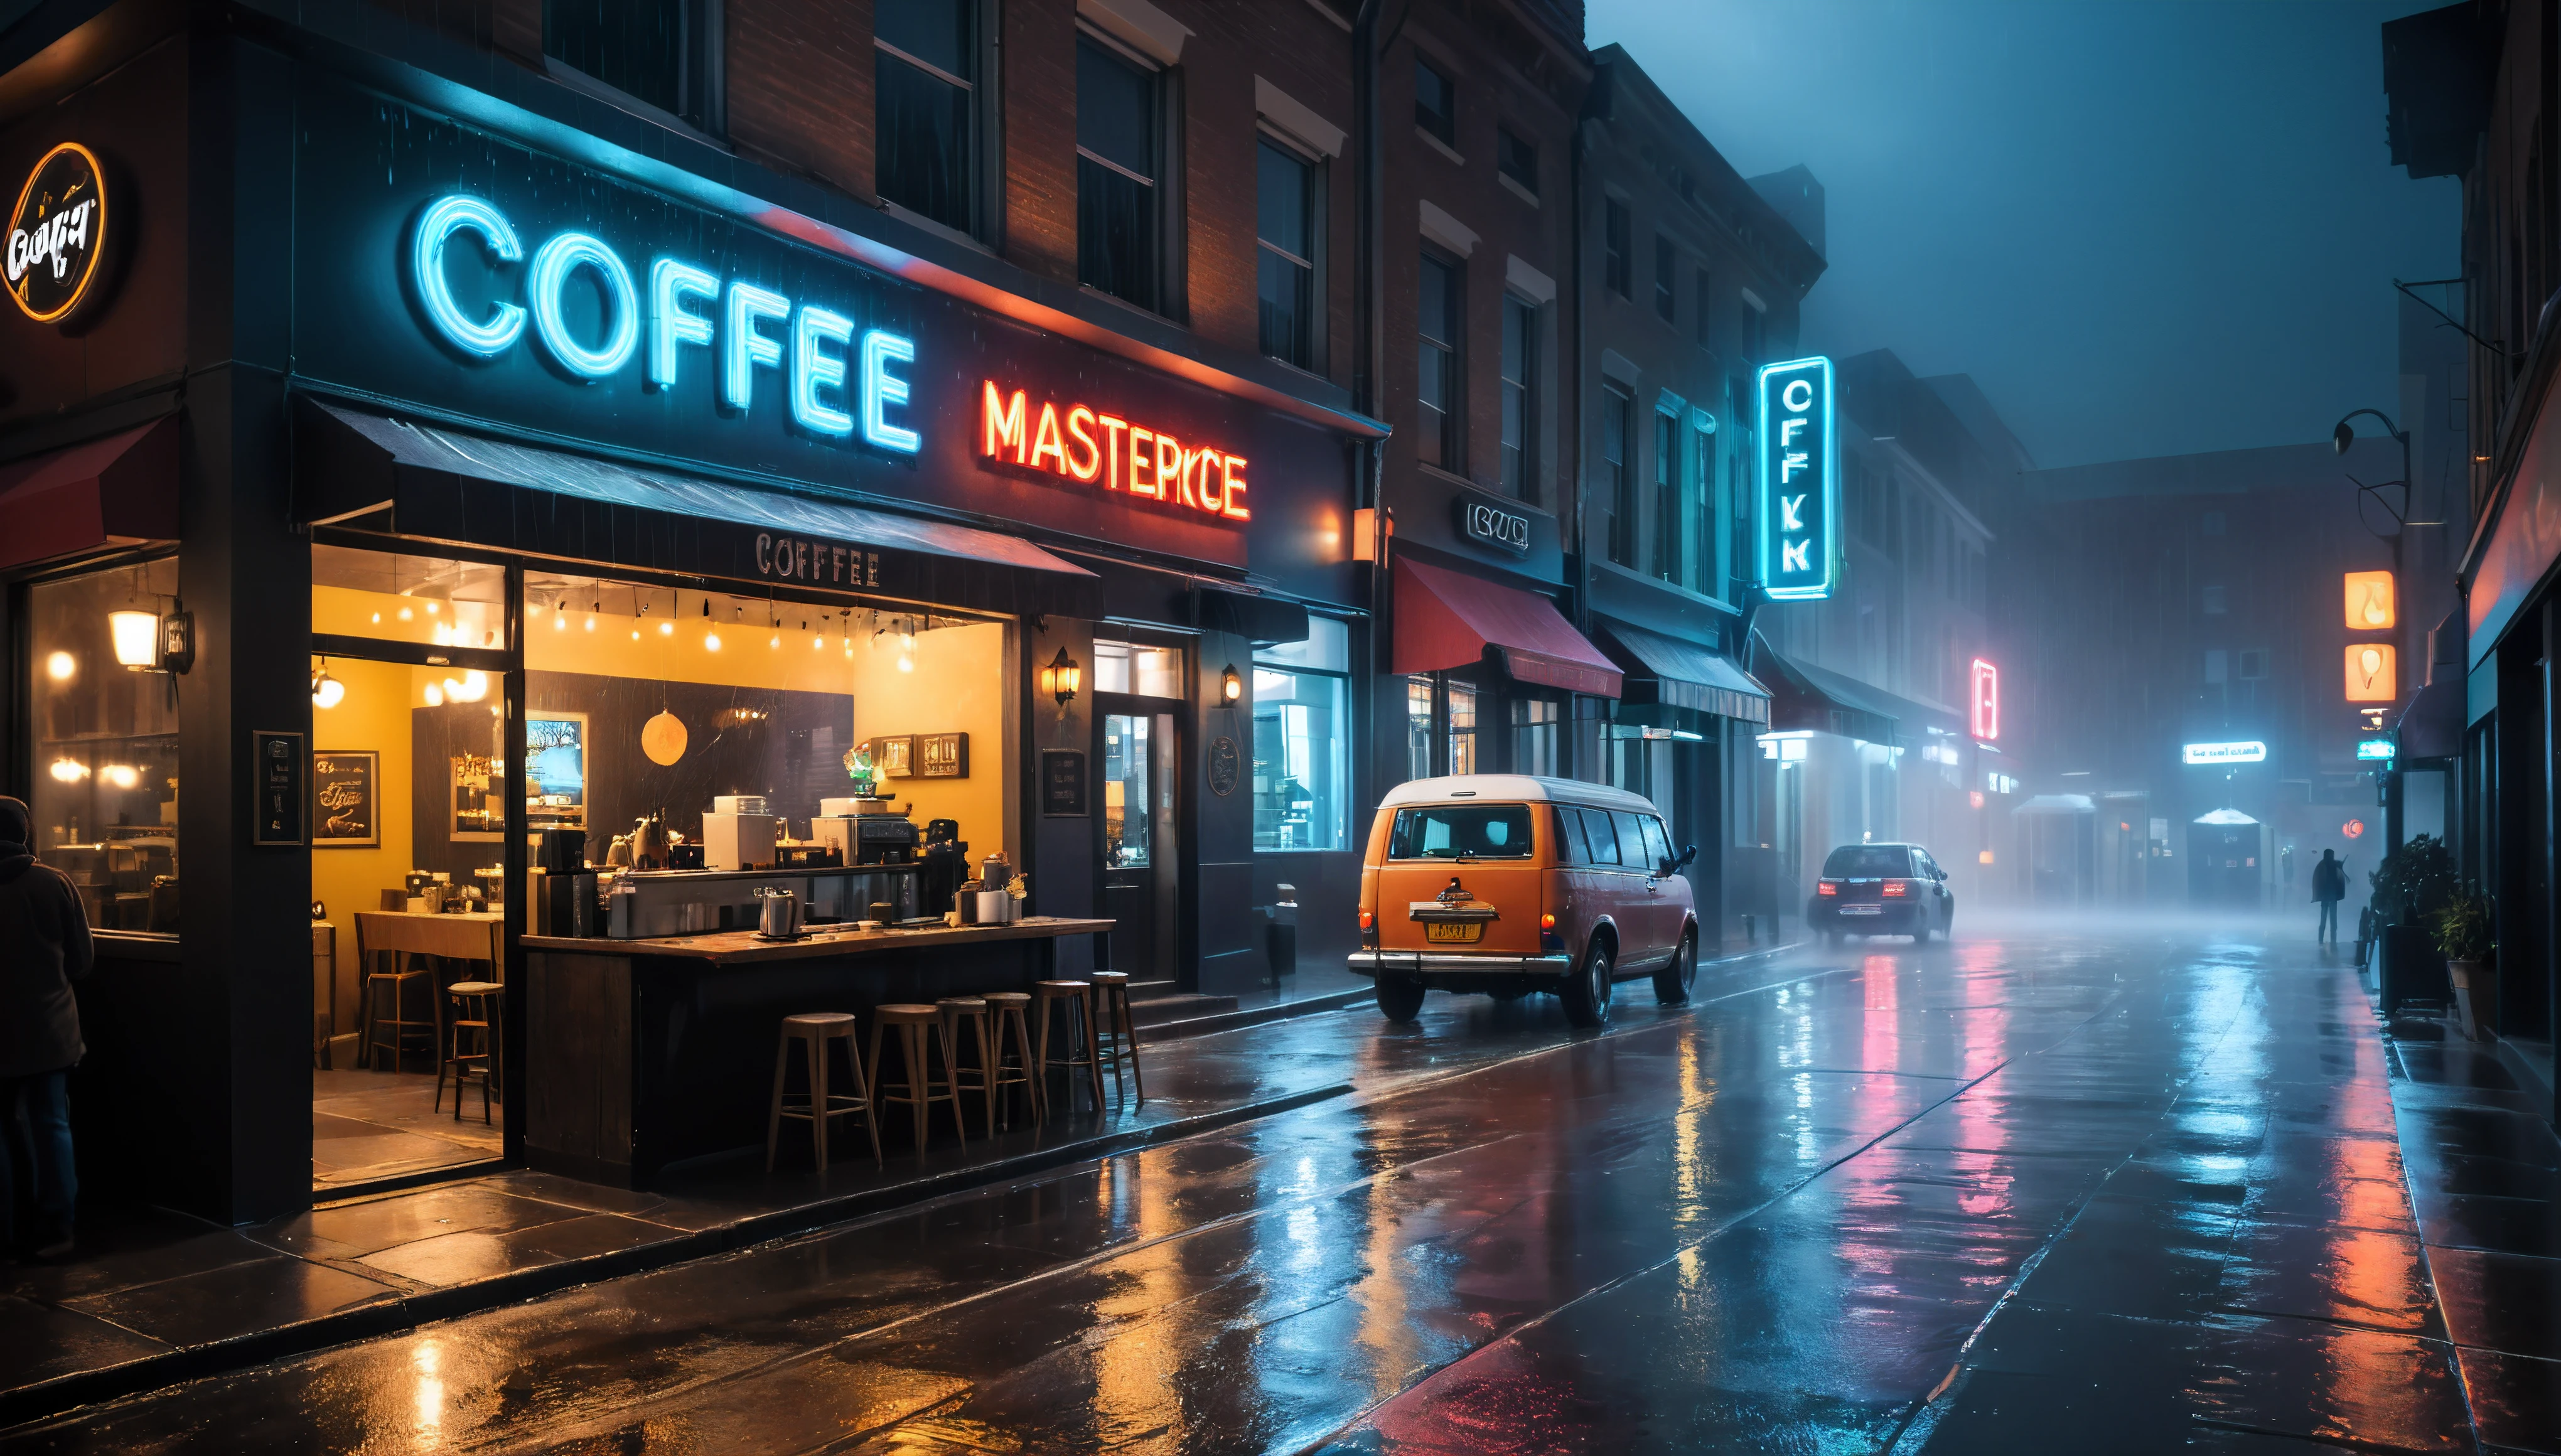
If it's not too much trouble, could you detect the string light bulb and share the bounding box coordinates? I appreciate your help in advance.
[425,682,444,707]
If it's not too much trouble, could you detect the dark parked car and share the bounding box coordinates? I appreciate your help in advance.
[1807,843,1955,943]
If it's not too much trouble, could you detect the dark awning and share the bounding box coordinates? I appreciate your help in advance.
[1754,638,1900,743]
[2395,676,2464,761]
[1393,556,1621,697]
[1597,619,1768,724]
[296,400,1101,619]
[0,417,180,571]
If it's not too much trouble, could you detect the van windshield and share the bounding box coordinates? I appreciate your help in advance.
[1822,846,1913,879]
[1388,804,1535,860]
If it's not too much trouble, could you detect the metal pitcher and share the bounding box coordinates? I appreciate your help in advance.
[754,886,802,938]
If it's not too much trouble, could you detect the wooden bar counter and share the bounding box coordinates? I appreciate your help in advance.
[522,916,1112,1187]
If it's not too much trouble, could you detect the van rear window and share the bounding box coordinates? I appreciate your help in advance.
[1389,805,1535,859]
[1822,845,1913,879]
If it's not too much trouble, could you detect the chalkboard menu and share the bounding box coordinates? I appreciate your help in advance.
[1041,749,1088,817]
[311,750,379,848]
[254,730,306,846]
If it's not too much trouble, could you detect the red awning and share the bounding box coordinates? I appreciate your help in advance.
[0,418,180,570]
[1393,556,1622,697]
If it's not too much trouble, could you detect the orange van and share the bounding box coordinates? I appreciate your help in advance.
[1348,775,1698,1027]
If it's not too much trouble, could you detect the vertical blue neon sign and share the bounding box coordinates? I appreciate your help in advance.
[1755,355,1837,601]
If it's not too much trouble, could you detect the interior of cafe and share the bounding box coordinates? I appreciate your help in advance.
[301,543,1014,1192]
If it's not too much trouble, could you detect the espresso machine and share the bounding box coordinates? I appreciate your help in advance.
[919,818,968,919]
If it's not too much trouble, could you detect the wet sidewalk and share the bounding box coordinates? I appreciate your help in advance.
[0,948,1787,1428]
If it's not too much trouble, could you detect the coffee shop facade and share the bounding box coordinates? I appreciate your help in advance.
[0,7,1377,1222]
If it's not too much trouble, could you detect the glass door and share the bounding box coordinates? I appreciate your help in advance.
[1098,699,1181,986]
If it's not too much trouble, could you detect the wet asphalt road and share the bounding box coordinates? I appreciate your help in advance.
[1,924,2457,1455]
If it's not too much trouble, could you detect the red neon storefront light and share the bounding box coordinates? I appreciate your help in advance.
[1970,658,1999,741]
[981,381,1251,522]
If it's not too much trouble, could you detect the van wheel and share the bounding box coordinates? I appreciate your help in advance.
[1375,977,1425,1022]
[1560,938,1614,1028]
[1653,931,1698,1004]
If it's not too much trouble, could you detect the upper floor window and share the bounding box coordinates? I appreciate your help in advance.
[545,0,719,130]
[1418,250,1463,469]
[1500,294,1536,499]
[1604,200,1631,298]
[1415,58,1456,146]
[1694,267,1714,348]
[1652,407,1682,582]
[1078,34,1169,313]
[1654,235,1677,323]
[1693,414,1717,596]
[1603,383,1635,567]
[875,0,982,236]
[1257,137,1318,369]
[1496,126,1537,194]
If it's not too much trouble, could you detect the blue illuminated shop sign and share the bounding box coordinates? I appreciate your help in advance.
[1756,356,1837,601]
[409,195,919,453]
[2356,738,2396,761]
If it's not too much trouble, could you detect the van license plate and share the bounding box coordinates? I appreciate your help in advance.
[1425,921,1484,943]
[1840,904,1882,916]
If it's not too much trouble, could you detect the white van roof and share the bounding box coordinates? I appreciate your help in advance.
[1377,774,1662,816]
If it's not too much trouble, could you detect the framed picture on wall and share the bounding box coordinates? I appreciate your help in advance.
[310,750,379,848]
[868,735,916,778]
[919,732,969,778]
[526,712,588,832]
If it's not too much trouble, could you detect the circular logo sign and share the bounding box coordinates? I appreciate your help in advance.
[1207,735,1240,798]
[2343,819,2365,839]
[6,142,105,323]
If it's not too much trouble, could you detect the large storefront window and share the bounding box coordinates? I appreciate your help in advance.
[1447,680,1480,774]
[1513,698,1560,777]
[1252,618,1348,850]
[1406,677,1434,781]
[313,545,510,652]
[30,558,181,934]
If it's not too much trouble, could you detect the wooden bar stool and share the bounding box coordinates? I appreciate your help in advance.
[438,981,502,1123]
[934,997,994,1137]
[978,991,1044,1129]
[868,1004,967,1152]
[766,1012,879,1172]
[361,951,436,1073]
[1088,970,1145,1103]
[1031,980,1106,1113]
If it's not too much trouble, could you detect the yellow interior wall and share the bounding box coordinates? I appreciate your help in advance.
[306,654,417,1033]
[844,619,1013,864]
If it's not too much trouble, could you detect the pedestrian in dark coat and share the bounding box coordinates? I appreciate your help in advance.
[0,795,94,1258]
[2311,848,2347,946]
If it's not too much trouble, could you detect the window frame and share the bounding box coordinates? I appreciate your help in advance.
[1250,624,1350,854]
[1414,56,1456,146]
[1602,380,1635,568]
[1651,405,1682,584]
[1496,125,1538,195]
[1075,26,1184,318]
[1653,233,1677,323]
[1499,292,1537,501]
[872,0,1001,242]
[543,0,726,137]
[1255,129,1324,372]
[1418,246,1464,472]
[1604,197,1631,299]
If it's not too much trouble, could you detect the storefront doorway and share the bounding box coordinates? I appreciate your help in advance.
[1098,699,1181,987]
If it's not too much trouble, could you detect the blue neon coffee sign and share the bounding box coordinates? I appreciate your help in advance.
[408,194,920,453]
[1755,355,1837,601]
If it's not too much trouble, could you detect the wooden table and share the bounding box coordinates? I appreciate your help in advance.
[355,911,504,1071]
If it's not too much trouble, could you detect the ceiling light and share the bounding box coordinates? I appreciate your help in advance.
[45,650,75,683]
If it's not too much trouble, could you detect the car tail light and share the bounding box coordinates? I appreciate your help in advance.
[1359,907,1375,929]
[1816,881,1838,896]
[1540,912,1557,929]
[1882,881,1909,897]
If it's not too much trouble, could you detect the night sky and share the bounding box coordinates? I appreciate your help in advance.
[1586,0,2461,469]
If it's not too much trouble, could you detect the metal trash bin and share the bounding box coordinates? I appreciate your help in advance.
[1264,883,1300,981]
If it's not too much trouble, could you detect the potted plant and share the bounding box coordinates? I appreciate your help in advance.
[2370,834,2456,1017]
[2434,887,2496,1039]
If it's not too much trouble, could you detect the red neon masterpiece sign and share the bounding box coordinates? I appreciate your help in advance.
[980,381,1250,523]
[1970,658,1999,741]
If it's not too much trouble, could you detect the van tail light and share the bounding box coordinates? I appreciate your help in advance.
[1816,881,1838,896]
[1882,881,1909,897]
[1359,908,1375,929]
[1540,912,1557,929]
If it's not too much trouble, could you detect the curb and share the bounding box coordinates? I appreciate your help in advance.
[0,1080,1355,1432]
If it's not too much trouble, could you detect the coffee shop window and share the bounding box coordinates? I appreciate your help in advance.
[312,545,510,651]
[1512,697,1560,777]
[1446,680,1479,774]
[1251,618,1348,851]
[30,557,181,935]
[1405,677,1434,781]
